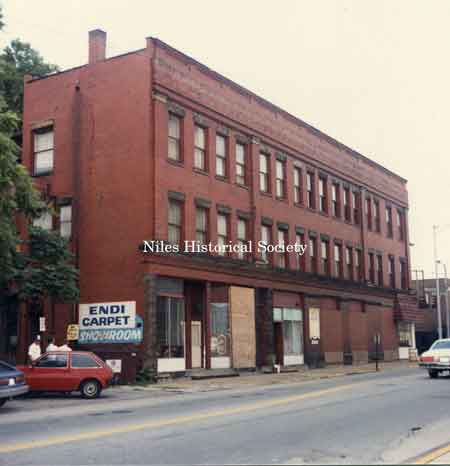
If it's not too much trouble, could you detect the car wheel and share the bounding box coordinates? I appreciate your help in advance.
[0,399,7,408]
[429,370,439,379]
[80,380,101,399]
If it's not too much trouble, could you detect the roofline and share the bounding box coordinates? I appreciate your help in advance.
[27,35,407,184]
[26,48,147,84]
[149,37,407,184]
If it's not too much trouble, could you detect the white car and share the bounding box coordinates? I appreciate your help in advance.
[419,338,450,378]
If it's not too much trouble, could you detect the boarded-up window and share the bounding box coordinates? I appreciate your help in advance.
[230,286,255,368]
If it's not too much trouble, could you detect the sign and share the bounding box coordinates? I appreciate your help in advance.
[309,307,320,340]
[106,359,122,374]
[67,324,79,341]
[39,317,46,332]
[79,301,136,329]
[78,301,143,344]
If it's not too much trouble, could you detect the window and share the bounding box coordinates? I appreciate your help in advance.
[33,211,52,231]
[334,244,343,278]
[33,128,54,175]
[275,160,286,198]
[397,210,404,241]
[259,153,270,192]
[36,354,68,368]
[235,142,246,185]
[168,200,182,244]
[353,191,360,225]
[374,200,381,232]
[355,249,362,281]
[386,207,393,238]
[217,214,228,256]
[431,340,450,350]
[60,205,72,238]
[368,252,375,284]
[343,187,351,222]
[306,172,315,209]
[332,183,340,217]
[319,177,327,213]
[398,321,413,348]
[237,218,248,260]
[194,125,206,170]
[345,246,353,280]
[72,354,100,368]
[261,224,271,263]
[295,233,305,270]
[366,198,372,230]
[211,303,230,357]
[309,237,317,273]
[293,167,302,204]
[215,134,227,177]
[277,229,287,268]
[377,255,383,286]
[400,260,408,290]
[388,256,396,288]
[321,240,329,275]
[156,296,185,359]
[196,207,208,245]
[168,114,181,161]
[283,310,303,356]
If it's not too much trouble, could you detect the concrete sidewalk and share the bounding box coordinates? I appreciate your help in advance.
[125,360,418,393]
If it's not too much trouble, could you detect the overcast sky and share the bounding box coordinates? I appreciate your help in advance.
[2,0,449,279]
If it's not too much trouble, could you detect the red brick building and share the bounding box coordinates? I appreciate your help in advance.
[9,30,423,379]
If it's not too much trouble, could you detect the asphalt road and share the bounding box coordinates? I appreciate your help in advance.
[1,367,450,465]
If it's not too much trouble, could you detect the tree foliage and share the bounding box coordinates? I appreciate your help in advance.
[0,39,58,117]
[0,97,44,285]
[14,227,79,302]
[0,6,78,304]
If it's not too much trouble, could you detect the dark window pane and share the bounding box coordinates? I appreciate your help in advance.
[72,354,100,368]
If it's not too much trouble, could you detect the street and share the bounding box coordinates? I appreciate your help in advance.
[1,366,450,465]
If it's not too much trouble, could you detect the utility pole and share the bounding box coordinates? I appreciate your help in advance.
[433,225,443,339]
[443,263,450,338]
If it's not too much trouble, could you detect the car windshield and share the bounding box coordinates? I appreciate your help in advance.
[0,362,13,372]
[431,341,450,350]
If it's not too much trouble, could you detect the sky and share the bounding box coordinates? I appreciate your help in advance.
[1,0,449,279]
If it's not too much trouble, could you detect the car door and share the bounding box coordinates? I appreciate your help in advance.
[70,353,103,388]
[29,353,71,391]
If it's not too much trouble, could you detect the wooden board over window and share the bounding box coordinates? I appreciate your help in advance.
[230,286,256,369]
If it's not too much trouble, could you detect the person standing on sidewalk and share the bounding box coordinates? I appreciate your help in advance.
[28,336,41,363]
[58,340,72,351]
[46,337,58,352]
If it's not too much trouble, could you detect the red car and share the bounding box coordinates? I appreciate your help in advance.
[18,351,114,399]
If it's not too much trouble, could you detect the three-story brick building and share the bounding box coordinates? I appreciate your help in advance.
[13,30,422,380]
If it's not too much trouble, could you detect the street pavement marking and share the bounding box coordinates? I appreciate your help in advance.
[0,383,355,454]
[412,442,450,464]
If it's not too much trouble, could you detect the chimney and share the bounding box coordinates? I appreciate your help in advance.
[88,29,106,64]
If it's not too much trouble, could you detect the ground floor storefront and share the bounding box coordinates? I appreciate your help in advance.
[4,258,424,382]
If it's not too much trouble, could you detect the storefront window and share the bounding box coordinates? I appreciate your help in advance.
[273,308,304,355]
[283,309,303,355]
[398,321,413,347]
[211,303,230,357]
[156,296,185,358]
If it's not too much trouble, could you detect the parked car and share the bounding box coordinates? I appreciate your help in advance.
[17,351,114,399]
[419,338,450,378]
[0,361,29,408]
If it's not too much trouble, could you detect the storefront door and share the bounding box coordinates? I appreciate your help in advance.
[191,321,202,368]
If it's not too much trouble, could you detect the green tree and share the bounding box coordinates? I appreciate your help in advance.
[0,39,58,117]
[0,96,43,285]
[0,7,78,305]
